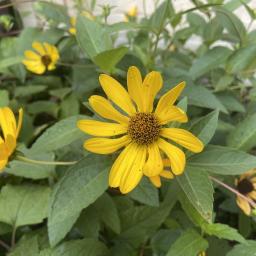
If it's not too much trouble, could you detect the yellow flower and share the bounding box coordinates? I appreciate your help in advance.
[77,66,204,193]
[124,6,138,21]
[235,169,256,215]
[69,17,76,35]
[0,107,23,171]
[198,252,206,256]
[22,41,59,75]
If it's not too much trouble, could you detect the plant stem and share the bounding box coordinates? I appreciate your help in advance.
[16,155,77,166]
[0,239,10,251]
[11,226,16,249]
[209,176,256,208]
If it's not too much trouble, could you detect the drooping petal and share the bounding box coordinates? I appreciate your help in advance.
[84,135,131,154]
[149,176,161,188]
[47,63,56,71]
[0,142,8,161]
[155,81,185,115]
[160,128,204,153]
[32,41,46,56]
[5,135,16,156]
[236,196,251,215]
[127,66,144,112]
[119,145,146,193]
[157,138,185,175]
[89,95,129,124]
[22,60,46,74]
[156,106,188,125]
[160,170,174,179]
[77,120,127,137]
[0,107,16,139]
[143,143,163,177]
[248,191,256,201]
[109,143,137,188]
[24,50,41,60]
[99,74,136,115]
[143,71,163,112]
[16,108,23,138]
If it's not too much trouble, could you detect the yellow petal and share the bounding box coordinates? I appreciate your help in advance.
[0,159,7,172]
[89,95,129,124]
[44,43,59,62]
[160,128,204,153]
[156,106,188,125]
[160,170,174,179]
[143,71,163,112]
[163,158,171,167]
[236,196,251,215]
[99,74,136,115]
[77,120,127,137]
[157,138,185,175]
[109,143,137,188]
[155,81,185,115]
[32,41,46,56]
[149,176,161,188]
[24,50,41,60]
[143,143,163,177]
[0,142,8,161]
[127,66,144,112]
[119,145,146,193]
[5,135,16,156]
[23,60,46,74]
[84,135,131,154]
[248,191,256,201]
[0,107,16,138]
[47,63,56,71]
[16,108,23,138]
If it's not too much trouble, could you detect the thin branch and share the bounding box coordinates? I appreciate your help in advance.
[11,226,16,248]
[209,176,256,208]
[0,239,11,251]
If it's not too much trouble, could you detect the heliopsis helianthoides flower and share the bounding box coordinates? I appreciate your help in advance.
[0,107,23,171]
[69,17,76,35]
[77,66,204,193]
[22,41,59,75]
[235,169,256,215]
[124,6,138,21]
[198,252,206,256]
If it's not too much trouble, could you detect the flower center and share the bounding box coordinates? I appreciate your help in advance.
[237,178,254,195]
[127,113,161,145]
[41,55,52,67]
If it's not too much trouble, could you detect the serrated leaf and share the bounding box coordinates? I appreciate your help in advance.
[188,145,256,175]
[48,155,111,246]
[189,47,232,79]
[93,47,128,72]
[166,229,208,256]
[31,115,86,153]
[129,177,159,207]
[76,15,112,59]
[0,185,50,228]
[202,223,246,244]
[227,114,256,151]
[176,168,213,222]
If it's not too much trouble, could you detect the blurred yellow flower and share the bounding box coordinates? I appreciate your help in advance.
[22,41,59,75]
[69,17,76,35]
[235,169,256,215]
[0,107,23,171]
[198,252,206,256]
[124,6,138,21]
[77,66,204,193]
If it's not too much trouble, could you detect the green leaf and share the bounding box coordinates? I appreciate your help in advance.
[76,15,112,59]
[176,168,213,222]
[166,229,208,256]
[49,238,109,256]
[8,235,39,256]
[214,75,234,92]
[215,7,247,44]
[227,114,256,151]
[0,56,23,69]
[226,45,256,73]
[6,149,55,180]
[129,177,159,207]
[48,155,111,246]
[14,85,47,97]
[0,185,50,228]
[227,241,256,256]
[188,145,256,175]
[202,223,246,244]
[0,90,9,107]
[184,85,228,113]
[34,1,69,25]
[189,110,219,146]
[93,47,128,72]
[31,115,86,153]
[189,47,232,79]
[217,92,245,113]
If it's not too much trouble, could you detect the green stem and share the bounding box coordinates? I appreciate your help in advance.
[11,226,16,249]
[16,155,77,166]
[0,239,10,251]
